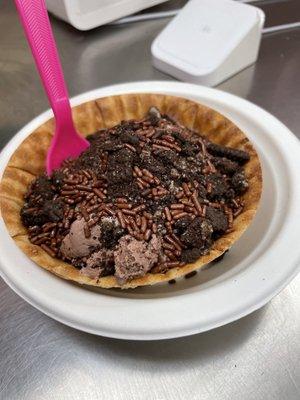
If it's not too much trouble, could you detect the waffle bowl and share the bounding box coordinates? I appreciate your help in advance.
[0,93,262,289]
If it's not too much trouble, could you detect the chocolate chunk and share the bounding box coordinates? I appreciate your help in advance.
[26,175,53,201]
[21,199,64,227]
[21,208,47,227]
[42,200,64,222]
[206,206,228,232]
[231,170,249,194]
[120,132,139,145]
[181,248,203,263]
[148,106,161,119]
[173,215,194,234]
[213,157,240,175]
[180,217,213,248]
[148,107,161,126]
[206,143,250,164]
[207,173,229,199]
[100,217,124,249]
[51,170,65,188]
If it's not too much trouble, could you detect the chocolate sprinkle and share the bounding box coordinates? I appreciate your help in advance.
[185,270,197,279]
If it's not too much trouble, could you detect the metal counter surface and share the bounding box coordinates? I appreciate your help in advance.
[0,1,300,399]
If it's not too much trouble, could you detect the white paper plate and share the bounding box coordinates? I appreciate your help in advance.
[1,81,300,340]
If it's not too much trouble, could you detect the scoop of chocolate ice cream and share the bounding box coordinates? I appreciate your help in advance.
[114,235,161,284]
[80,249,114,279]
[61,219,101,258]
[86,249,114,268]
[80,265,102,280]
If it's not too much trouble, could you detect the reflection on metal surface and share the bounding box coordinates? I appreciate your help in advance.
[1,275,300,399]
[263,21,300,33]
[219,64,256,97]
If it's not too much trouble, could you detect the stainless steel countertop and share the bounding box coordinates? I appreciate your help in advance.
[1,1,300,399]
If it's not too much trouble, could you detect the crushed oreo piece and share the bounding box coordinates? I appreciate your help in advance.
[100,218,124,249]
[173,215,194,234]
[231,170,249,194]
[207,173,229,199]
[206,143,250,164]
[181,248,203,263]
[213,157,240,175]
[206,207,228,232]
[180,217,213,248]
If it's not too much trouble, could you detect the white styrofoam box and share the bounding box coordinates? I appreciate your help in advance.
[46,0,168,30]
[152,0,265,87]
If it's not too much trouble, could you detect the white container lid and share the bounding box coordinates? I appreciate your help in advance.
[152,0,265,86]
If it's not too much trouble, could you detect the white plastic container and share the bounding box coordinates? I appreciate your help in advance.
[46,0,168,30]
[152,0,265,87]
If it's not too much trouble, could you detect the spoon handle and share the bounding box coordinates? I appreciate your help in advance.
[14,0,72,124]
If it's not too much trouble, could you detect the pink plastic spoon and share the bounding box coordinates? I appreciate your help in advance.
[14,0,90,175]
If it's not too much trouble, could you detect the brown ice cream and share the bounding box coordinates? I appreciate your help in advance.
[80,248,114,279]
[80,265,102,280]
[114,235,162,284]
[61,218,101,258]
[86,249,114,268]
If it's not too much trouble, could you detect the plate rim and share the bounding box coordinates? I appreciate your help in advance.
[1,81,300,340]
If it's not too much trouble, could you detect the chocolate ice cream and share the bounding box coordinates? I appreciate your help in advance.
[81,249,114,279]
[114,235,162,284]
[61,218,101,258]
